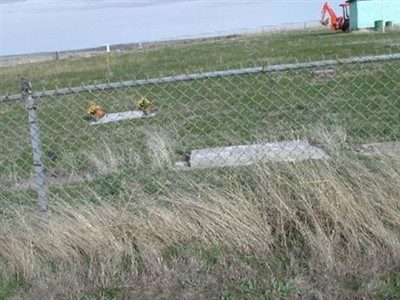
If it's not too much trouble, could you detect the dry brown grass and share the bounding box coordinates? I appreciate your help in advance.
[1,142,400,299]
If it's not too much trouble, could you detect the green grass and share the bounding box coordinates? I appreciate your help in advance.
[380,273,400,299]
[0,278,22,299]
[2,28,400,94]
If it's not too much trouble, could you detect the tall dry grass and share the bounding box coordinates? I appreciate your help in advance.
[1,137,400,298]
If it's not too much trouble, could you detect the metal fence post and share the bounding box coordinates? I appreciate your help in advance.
[22,80,50,226]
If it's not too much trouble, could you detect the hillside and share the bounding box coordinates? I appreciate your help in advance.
[1,28,400,299]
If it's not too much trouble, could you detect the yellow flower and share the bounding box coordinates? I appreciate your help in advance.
[86,101,101,115]
[137,97,153,110]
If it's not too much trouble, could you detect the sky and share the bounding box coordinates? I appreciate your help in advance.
[0,0,345,56]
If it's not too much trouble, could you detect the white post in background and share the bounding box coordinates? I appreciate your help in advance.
[106,43,113,78]
[23,80,50,228]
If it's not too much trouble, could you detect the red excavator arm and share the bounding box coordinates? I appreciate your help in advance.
[320,2,349,31]
[320,2,338,30]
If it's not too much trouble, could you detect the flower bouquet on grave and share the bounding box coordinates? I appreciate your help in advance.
[136,97,154,116]
[86,101,105,121]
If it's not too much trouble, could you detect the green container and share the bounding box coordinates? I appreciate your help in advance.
[375,20,384,31]
[385,21,394,28]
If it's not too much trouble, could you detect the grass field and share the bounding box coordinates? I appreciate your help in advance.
[2,28,400,94]
[1,28,400,299]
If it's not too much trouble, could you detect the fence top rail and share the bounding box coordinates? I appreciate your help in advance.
[2,53,400,103]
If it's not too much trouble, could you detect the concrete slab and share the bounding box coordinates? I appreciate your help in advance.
[90,110,155,125]
[189,140,328,169]
[311,69,337,78]
[355,142,400,157]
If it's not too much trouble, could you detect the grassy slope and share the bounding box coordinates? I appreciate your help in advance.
[2,28,400,94]
[1,28,400,299]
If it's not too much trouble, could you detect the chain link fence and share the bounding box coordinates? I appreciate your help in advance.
[1,54,399,210]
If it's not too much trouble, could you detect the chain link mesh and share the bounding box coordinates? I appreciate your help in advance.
[1,55,399,204]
